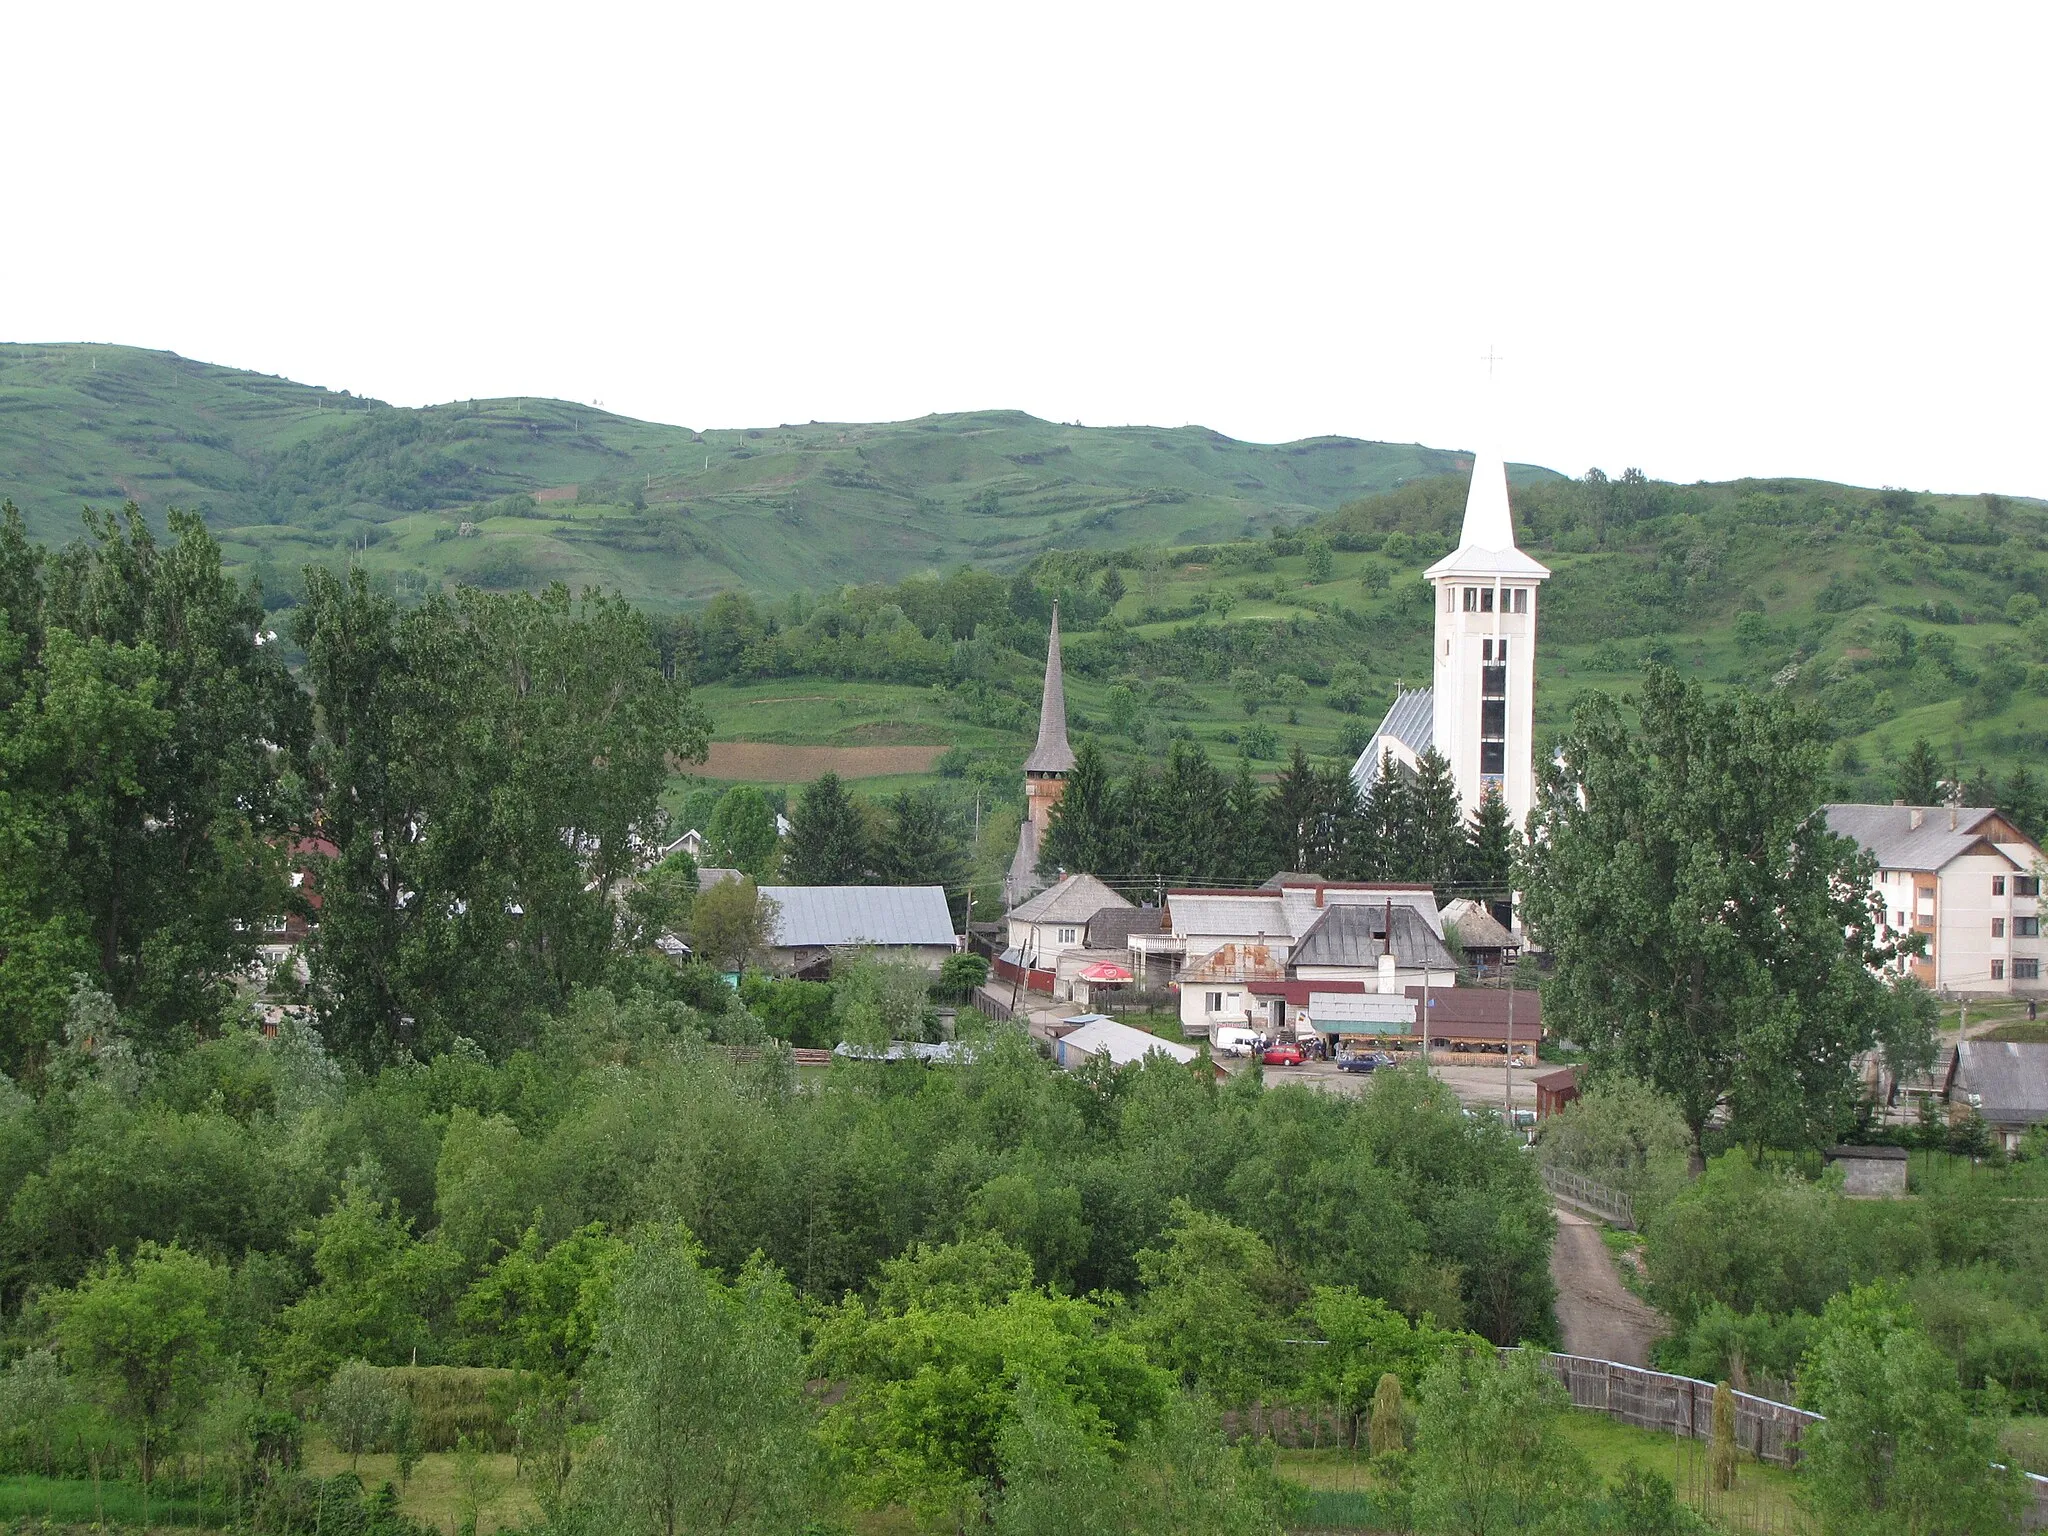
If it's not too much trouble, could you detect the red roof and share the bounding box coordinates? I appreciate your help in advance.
[1404,986,1542,1025]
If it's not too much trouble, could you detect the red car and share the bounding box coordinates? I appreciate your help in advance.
[1261,1042,1306,1067]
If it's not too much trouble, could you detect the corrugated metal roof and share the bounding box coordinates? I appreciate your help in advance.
[1951,1041,2048,1125]
[1060,1017,1198,1067]
[759,885,955,948]
[1010,872,1132,925]
[1404,986,1543,1025]
[1822,804,2018,874]
[1170,894,1289,938]
[1292,904,1455,970]
[1307,993,1417,1025]
[1376,689,1435,756]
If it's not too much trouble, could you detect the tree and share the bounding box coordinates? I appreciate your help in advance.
[876,788,966,900]
[689,877,778,973]
[937,951,991,1002]
[573,1233,811,1536]
[294,575,710,1064]
[1359,752,1409,881]
[1302,536,1335,584]
[323,1361,399,1472]
[52,1241,230,1491]
[1405,748,1465,890]
[1222,756,1273,884]
[1409,1350,1592,1536]
[1895,737,1944,806]
[1041,739,1119,877]
[1520,669,1934,1165]
[1462,786,1516,895]
[1533,1075,1690,1202]
[1801,1320,2022,1536]
[1132,1204,1293,1407]
[1098,567,1127,605]
[783,773,869,885]
[624,851,698,946]
[0,505,310,1069]
[1266,746,1320,873]
[706,786,780,876]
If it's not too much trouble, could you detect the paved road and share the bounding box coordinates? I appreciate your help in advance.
[1549,1207,1666,1366]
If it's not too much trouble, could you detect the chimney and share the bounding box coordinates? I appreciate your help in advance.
[1909,808,1924,831]
[1316,885,1325,908]
[1950,806,1958,831]
[1892,799,1906,806]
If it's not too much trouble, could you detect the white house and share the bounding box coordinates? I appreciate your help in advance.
[1006,872,1132,970]
[1168,879,1454,1038]
[1824,804,2045,996]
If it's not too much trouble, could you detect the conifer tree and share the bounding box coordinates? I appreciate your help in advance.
[1223,755,1272,883]
[1408,749,1465,891]
[1040,738,1117,876]
[1463,785,1517,895]
[783,772,870,885]
[1310,762,1362,878]
[1155,741,1228,883]
[1267,745,1320,873]
[1895,738,1943,806]
[876,789,966,903]
[1360,751,1409,881]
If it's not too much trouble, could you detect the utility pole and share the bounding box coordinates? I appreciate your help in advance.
[1504,975,1515,1123]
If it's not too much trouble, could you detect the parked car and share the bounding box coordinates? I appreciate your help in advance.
[1336,1051,1389,1074]
[1261,1042,1306,1067]
[1212,1026,1264,1058]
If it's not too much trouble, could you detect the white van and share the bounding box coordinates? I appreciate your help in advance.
[1211,1026,1264,1058]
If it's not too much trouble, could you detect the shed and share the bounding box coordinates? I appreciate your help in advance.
[1824,1144,1909,1197]
[1533,1065,1582,1118]
[1054,1017,1198,1070]
[1945,1040,2048,1152]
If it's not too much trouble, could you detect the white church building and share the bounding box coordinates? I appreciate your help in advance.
[1350,443,1550,829]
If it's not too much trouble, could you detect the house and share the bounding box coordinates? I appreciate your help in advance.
[1052,1015,1199,1070]
[1441,897,1520,976]
[1823,803,2045,996]
[696,866,745,891]
[756,884,957,977]
[1533,1065,1582,1118]
[1944,1040,2048,1152]
[1168,879,1455,1039]
[1005,872,1132,970]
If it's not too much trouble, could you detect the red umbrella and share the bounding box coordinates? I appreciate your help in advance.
[1079,962,1133,983]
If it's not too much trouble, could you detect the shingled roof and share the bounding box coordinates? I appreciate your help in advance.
[1823,804,2024,872]
[1022,603,1075,775]
[1291,903,1455,971]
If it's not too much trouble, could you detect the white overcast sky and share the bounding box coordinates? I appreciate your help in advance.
[6,2,2045,497]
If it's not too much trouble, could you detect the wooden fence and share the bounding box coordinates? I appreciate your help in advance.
[1541,1165,1636,1229]
[1516,1351,1817,1465]
[972,986,1014,1023]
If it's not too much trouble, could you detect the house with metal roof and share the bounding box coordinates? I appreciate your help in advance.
[1165,878,1451,1038]
[1824,804,2044,996]
[756,884,957,977]
[1053,1016,1199,1070]
[1945,1040,2048,1151]
[1005,872,1132,969]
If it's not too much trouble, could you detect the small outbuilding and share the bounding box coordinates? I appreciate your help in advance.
[1945,1040,2048,1152]
[1533,1065,1582,1119]
[1823,1144,1910,1197]
[757,884,957,977]
[1053,1016,1199,1070]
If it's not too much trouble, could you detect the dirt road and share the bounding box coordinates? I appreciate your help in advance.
[1549,1207,1666,1365]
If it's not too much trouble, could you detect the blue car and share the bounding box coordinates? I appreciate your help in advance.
[1337,1052,1391,1074]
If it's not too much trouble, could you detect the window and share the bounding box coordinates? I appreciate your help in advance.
[2018,917,2041,938]
[1483,638,1494,660]
[1482,663,1507,698]
[1479,586,1495,613]
[1463,587,1479,611]
[1993,961,2006,980]
[1480,740,1506,775]
[2018,877,2042,897]
[1995,876,2007,896]
[1893,911,1906,930]
[1511,588,1528,614]
[1206,991,1223,1013]
[1994,918,2006,938]
[1057,927,1076,945]
[1481,699,1507,737]
[2016,959,2041,981]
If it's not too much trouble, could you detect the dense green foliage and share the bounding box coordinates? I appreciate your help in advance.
[1523,667,1937,1159]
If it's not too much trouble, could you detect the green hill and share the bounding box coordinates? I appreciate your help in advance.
[0,343,1556,607]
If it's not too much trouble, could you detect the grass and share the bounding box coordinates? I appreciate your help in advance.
[1272,1411,1811,1532]
[303,1429,537,1534]
[2002,1415,2048,1476]
[0,1473,226,1528]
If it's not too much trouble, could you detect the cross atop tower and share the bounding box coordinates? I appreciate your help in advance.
[1480,344,1505,380]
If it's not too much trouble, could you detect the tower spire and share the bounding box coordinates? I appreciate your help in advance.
[1022,601,1075,773]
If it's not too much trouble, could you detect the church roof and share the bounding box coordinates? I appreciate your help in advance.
[1423,447,1552,582]
[1022,604,1076,774]
[1370,688,1435,757]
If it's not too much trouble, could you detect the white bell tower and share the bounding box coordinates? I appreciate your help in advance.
[1424,441,1550,828]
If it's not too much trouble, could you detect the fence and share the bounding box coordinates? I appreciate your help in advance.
[972,986,1014,1023]
[1541,1165,1636,1229]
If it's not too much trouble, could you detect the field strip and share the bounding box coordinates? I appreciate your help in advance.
[699,742,946,780]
